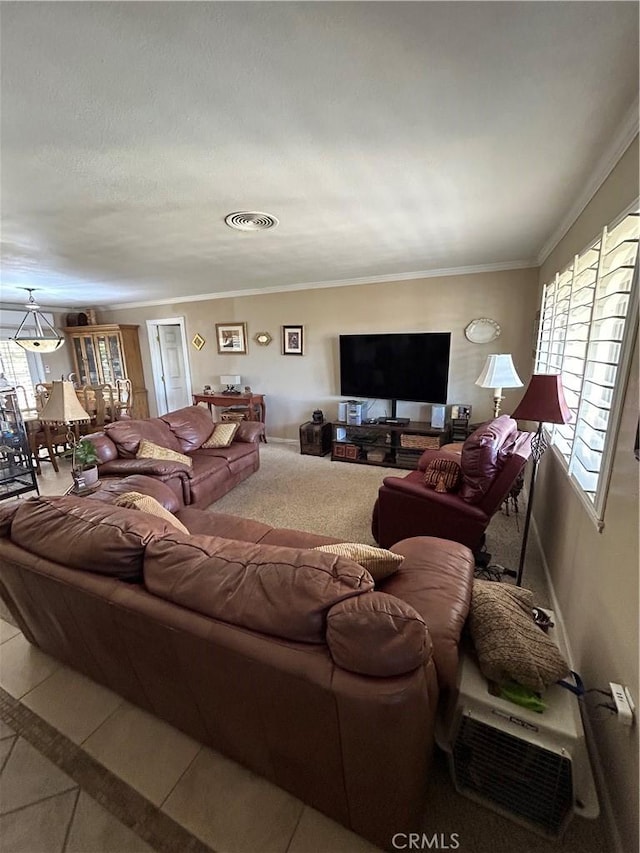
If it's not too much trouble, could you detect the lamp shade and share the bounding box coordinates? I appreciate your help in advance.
[38,381,92,424]
[10,289,64,352]
[475,354,523,389]
[512,374,572,424]
[220,375,241,386]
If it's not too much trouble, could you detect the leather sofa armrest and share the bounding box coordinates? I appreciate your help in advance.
[381,475,479,510]
[234,421,264,443]
[98,458,193,479]
[88,475,182,512]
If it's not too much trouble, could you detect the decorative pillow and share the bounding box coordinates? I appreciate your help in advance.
[424,458,461,493]
[469,580,570,692]
[312,543,403,582]
[114,491,189,534]
[136,439,192,467]
[202,422,239,448]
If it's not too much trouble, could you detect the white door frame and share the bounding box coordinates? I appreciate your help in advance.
[146,317,193,415]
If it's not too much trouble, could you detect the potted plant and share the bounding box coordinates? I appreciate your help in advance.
[68,437,100,491]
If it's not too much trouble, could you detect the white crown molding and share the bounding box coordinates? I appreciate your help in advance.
[536,100,639,266]
[107,258,538,311]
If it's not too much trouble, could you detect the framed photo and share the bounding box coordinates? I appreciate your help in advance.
[215,322,247,354]
[282,325,304,355]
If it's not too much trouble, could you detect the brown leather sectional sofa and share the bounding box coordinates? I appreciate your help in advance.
[86,404,264,507]
[0,475,474,851]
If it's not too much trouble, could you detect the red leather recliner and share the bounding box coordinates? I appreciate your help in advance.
[372,416,532,550]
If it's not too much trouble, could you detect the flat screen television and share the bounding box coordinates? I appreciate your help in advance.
[339,332,451,409]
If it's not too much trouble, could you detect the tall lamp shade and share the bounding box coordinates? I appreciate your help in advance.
[38,381,92,426]
[475,354,523,417]
[512,374,572,586]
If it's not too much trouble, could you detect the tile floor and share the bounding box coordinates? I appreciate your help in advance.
[0,616,380,853]
[0,462,381,852]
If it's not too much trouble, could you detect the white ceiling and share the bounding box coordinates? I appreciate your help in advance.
[1,2,638,309]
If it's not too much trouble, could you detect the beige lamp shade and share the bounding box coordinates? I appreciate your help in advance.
[38,381,92,424]
[475,354,523,418]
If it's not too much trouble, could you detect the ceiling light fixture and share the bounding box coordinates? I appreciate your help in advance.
[224,211,279,231]
[11,288,65,353]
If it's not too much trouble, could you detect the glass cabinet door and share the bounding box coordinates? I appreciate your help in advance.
[95,336,112,384]
[107,335,125,380]
[80,336,100,385]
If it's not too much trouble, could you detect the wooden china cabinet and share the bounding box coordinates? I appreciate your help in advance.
[64,324,149,419]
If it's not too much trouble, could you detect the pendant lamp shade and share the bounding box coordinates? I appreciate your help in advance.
[10,289,64,353]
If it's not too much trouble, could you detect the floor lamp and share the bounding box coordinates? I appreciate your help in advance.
[511,374,572,587]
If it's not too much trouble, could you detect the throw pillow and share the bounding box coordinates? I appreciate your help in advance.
[312,543,403,583]
[424,458,461,493]
[114,491,189,534]
[136,439,192,467]
[469,580,570,692]
[202,422,239,449]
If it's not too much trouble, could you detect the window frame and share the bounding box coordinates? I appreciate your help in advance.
[536,202,639,530]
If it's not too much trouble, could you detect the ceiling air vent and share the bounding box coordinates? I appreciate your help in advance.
[224,211,279,231]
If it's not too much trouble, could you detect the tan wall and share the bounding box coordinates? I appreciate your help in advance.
[98,267,539,435]
[535,136,639,852]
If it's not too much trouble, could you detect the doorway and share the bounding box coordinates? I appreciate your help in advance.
[146,318,193,415]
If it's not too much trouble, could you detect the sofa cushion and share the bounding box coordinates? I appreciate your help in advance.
[423,458,461,493]
[9,496,178,583]
[312,543,403,583]
[459,416,517,503]
[202,422,239,448]
[137,439,192,467]
[469,580,570,692]
[326,592,431,676]
[114,492,190,534]
[105,418,183,458]
[161,406,217,452]
[144,534,374,642]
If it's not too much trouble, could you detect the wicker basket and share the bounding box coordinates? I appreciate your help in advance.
[221,411,246,423]
[399,434,440,450]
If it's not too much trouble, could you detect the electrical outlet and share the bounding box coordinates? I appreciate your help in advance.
[609,682,635,726]
[44,363,51,374]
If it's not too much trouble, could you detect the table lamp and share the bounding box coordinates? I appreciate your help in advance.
[220,375,241,393]
[511,373,572,586]
[475,354,523,417]
[38,380,92,484]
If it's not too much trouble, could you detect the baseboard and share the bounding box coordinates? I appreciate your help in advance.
[530,517,623,853]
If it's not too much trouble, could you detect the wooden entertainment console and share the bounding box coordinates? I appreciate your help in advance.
[331,420,446,470]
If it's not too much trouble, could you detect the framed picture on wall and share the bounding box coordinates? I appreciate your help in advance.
[215,323,247,354]
[282,325,304,355]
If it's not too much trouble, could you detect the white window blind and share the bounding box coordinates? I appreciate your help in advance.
[536,207,639,522]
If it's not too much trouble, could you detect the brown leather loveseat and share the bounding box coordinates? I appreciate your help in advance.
[86,404,264,507]
[0,476,474,851]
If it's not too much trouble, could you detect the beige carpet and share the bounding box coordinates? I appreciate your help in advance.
[214,441,550,605]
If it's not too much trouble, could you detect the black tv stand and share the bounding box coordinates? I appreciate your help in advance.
[331,419,446,469]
